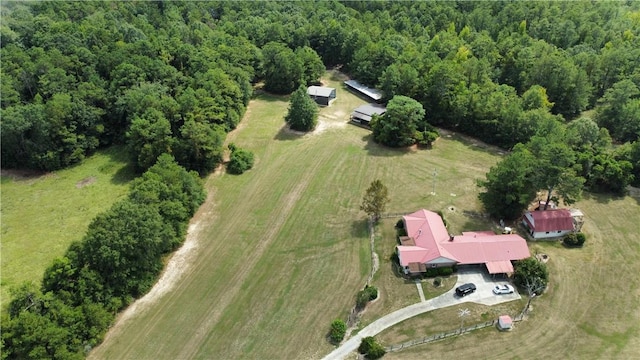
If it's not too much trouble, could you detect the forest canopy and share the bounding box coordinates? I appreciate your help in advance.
[2,1,640,358]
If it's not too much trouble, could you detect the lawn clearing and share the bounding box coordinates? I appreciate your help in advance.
[382,193,640,359]
[88,70,638,359]
[90,71,506,360]
[0,146,134,308]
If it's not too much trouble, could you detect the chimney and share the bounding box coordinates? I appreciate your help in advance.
[449,234,454,241]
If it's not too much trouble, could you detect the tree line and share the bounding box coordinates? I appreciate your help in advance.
[2,1,638,181]
[1,154,205,359]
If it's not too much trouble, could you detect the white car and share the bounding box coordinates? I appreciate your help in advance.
[492,284,515,295]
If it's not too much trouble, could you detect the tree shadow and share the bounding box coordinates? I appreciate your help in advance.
[111,163,136,185]
[439,128,508,157]
[582,191,626,205]
[251,90,290,102]
[274,125,306,141]
[362,134,418,157]
[350,219,369,238]
[100,146,137,185]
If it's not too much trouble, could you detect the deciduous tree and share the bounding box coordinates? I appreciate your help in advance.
[360,180,390,222]
[371,95,425,147]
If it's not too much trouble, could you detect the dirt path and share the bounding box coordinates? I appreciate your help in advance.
[94,185,217,351]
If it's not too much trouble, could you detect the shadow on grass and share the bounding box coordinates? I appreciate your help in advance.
[362,134,419,157]
[101,146,137,185]
[274,125,306,141]
[582,190,628,205]
[350,219,369,238]
[439,128,508,157]
[252,90,290,103]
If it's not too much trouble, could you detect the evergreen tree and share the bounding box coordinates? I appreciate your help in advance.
[284,85,318,132]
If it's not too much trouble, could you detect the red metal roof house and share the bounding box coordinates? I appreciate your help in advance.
[396,209,530,275]
[523,209,574,239]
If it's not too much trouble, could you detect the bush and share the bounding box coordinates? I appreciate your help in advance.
[395,219,404,229]
[563,232,586,247]
[227,148,254,174]
[359,336,386,359]
[433,277,442,287]
[356,285,379,309]
[329,319,346,344]
[423,266,454,278]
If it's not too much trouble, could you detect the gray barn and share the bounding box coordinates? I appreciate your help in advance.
[351,103,387,127]
[307,86,336,106]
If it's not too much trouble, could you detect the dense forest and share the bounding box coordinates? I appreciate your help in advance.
[2,1,640,358]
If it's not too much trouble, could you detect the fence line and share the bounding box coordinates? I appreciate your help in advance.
[346,216,380,329]
[379,212,411,219]
[385,314,524,353]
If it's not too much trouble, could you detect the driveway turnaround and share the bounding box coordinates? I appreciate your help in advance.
[322,269,520,360]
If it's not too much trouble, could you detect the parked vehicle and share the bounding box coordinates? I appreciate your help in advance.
[492,284,515,295]
[455,283,477,297]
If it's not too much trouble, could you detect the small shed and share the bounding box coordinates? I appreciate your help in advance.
[344,80,383,102]
[498,315,513,330]
[523,209,574,239]
[350,103,386,127]
[307,86,336,106]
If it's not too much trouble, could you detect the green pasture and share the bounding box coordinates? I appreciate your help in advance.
[90,70,640,359]
[90,71,507,359]
[0,146,134,308]
[381,193,640,359]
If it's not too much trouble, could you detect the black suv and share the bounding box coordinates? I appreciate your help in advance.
[455,283,477,297]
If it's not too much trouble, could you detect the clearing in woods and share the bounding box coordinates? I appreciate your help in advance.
[0,146,134,309]
[90,70,640,359]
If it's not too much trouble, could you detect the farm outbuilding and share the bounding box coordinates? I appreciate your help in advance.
[307,86,336,106]
[350,103,386,127]
[344,80,383,102]
[523,209,575,239]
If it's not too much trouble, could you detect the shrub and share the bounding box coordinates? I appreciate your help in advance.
[329,319,346,344]
[227,148,254,174]
[563,232,586,247]
[395,219,404,229]
[423,266,453,278]
[356,286,378,309]
[433,277,442,287]
[359,336,386,359]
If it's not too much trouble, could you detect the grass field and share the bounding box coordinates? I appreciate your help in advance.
[380,193,640,359]
[0,146,135,308]
[90,70,640,359]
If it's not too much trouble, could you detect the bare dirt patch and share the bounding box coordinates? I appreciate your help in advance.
[313,119,348,135]
[76,176,97,188]
[95,188,216,350]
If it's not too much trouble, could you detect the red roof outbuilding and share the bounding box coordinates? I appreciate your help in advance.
[525,209,574,232]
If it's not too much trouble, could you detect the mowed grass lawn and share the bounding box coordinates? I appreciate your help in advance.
[381,194,640,360]
[0,146,134,308]
[90,70,640,359]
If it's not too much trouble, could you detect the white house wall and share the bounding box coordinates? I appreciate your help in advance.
[532,230,571,239]
[426,256,457,266]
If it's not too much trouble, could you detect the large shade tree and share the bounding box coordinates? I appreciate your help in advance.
[371,95,426,147]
